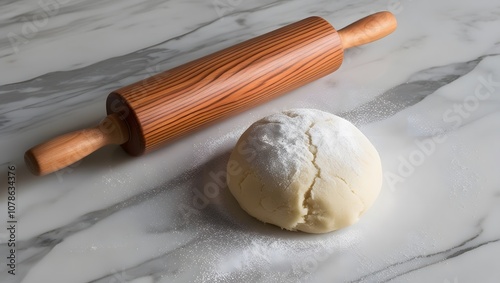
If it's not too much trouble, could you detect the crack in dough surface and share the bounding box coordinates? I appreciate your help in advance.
[334,174,366,213]
[227,109,382,233]
[295,122,320,229]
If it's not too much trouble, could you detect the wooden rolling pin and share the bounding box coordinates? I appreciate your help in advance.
[25,11,397,176]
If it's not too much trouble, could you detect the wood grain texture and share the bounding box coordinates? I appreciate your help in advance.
[107,16,344,155]
[338,11,397,49]
[25,12,397,175]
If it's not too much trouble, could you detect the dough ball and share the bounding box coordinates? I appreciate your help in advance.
[226,109,382,233]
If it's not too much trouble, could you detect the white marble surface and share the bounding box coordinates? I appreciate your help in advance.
[1,0,500,282]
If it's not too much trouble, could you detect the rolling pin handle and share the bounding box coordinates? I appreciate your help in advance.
[24,114,129,176]
[24,11,397,176]
[338,11,397,49]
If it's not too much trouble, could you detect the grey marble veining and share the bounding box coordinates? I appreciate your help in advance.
[340,54,489,125]
[1,0,500,282]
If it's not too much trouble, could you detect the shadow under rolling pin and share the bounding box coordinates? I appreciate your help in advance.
[25,11,397,176]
